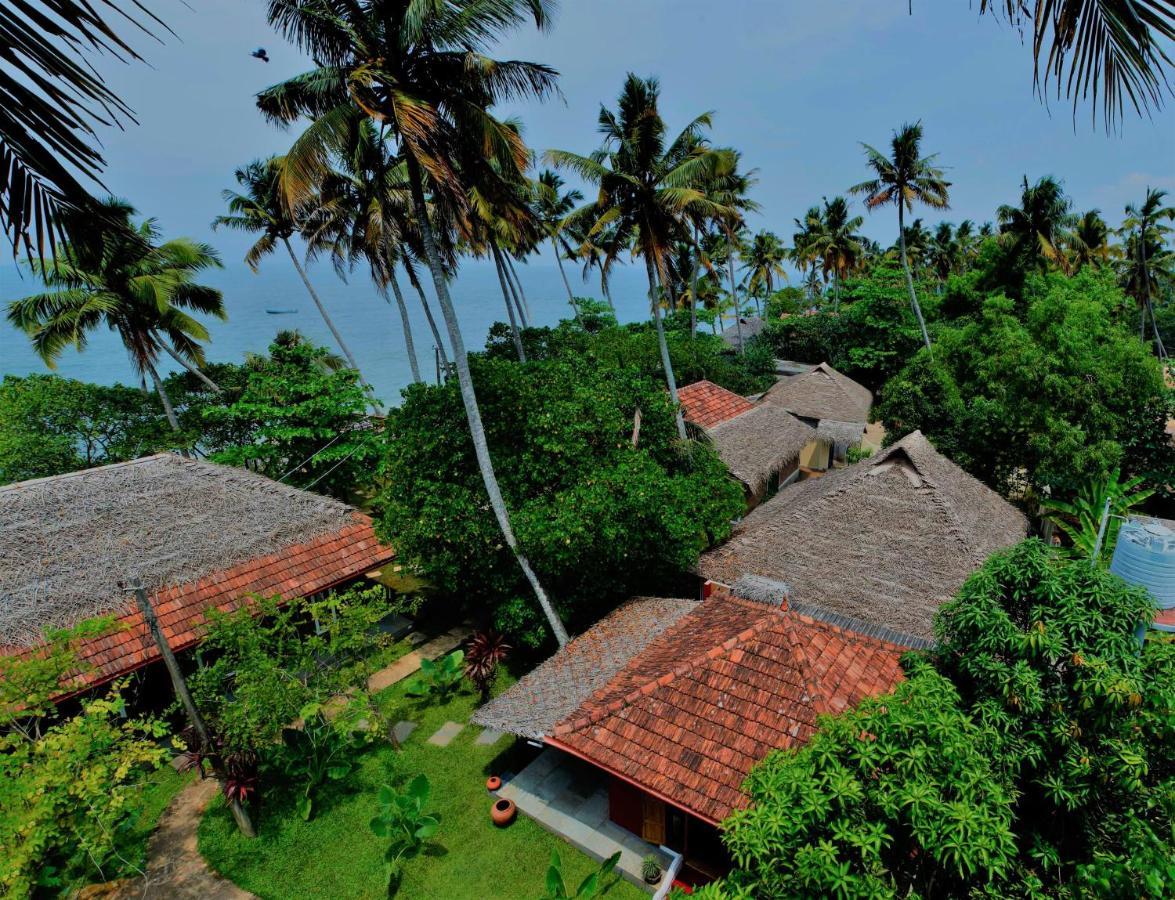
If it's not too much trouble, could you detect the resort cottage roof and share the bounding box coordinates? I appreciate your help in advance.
[676,380,754,429]
[720,316,765,349]
[474,587,916,823]
[762,361,872,426]
[0,454,394,690]
[698,431,1028,639]
[707,404,814,495]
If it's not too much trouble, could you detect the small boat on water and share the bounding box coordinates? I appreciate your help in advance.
[266,308,298,315]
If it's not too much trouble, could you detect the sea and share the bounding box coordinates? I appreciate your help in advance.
[0,258,655,407]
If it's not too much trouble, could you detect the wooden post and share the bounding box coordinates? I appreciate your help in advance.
[631,408,643,448]
[132,583,256,837]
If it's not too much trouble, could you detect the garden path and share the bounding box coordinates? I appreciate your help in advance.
[126,623,472,897]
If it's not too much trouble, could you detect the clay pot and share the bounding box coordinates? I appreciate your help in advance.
[486,775,502,791]
[490,797,516,827]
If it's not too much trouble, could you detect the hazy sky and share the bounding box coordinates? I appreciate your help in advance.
[62,0,1171,261]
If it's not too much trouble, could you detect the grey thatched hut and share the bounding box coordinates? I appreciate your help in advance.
[720,316,765,350]
[707,404,814,504]
[761,362,873,469]
[698,431,1028,639]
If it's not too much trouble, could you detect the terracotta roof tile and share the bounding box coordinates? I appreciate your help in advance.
[677,381,755,429]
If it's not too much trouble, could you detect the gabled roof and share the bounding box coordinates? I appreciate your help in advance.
[478,589,912,824]
[698,431,1028,639]
[720,316,765,349]
[677,380,754,429]
[707,405,814,494]
[762,362,872,425]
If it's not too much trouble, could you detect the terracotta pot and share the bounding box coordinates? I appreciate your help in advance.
[490,797,516,827]
[486,775,501,791]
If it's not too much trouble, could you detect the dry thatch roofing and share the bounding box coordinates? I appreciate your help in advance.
[698,431,1028,639]
[0,454,359,647]
[721,316,765,349]
[763,362,872,425]
[708,404,814,494]
[472,597,697,739]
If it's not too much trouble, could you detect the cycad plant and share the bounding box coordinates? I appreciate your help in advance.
[851,122,950,352]
[8,198,225,432]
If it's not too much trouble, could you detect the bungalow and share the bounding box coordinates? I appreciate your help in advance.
[699,431,1028,640]
[474,583,924,886]
[761,361,873,470]
[0,454,395,698]
[719,316,765,351]
[677,380,813,507]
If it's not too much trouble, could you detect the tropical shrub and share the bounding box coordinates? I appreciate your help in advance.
[377,355,744,647]
[369,774,440,891]
[1042,469,1155,563]
[406,650,465,703]
[464,632,511,702]
[278,704,365,821]
[543,849,621,899]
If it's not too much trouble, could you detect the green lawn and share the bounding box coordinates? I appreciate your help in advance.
[198,673,646,900]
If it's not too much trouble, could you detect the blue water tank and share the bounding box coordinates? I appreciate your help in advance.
[1110,517,1175,634]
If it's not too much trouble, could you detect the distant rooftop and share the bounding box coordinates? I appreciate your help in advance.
[762,361,872,425]
[677,380,754,429]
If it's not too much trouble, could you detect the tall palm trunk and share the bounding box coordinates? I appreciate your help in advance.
[160,341,222,392]
[645,250,688,441]
[897,204,932,354]
[386,268,422,384]
[147,362,180,432]
[833,269,841,311]
[1138,231,1167,356]
[491,242,527,363]
[689,227,701,339]
[502,253,530,328]
[282,237,383,413]
[728,237,744,355]
[551,236,580,321]
[405,155,567,647]
[404,261,450,370]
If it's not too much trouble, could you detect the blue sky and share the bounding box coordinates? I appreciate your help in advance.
[53,0,1172,256]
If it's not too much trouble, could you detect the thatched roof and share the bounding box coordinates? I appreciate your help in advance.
[763,362,872,425]
[698,431,1028,639]
[721,316,765,349]
[0,454,359,647]
[708,405,814,494]
[815,419,867,447]
[472,597,697,740]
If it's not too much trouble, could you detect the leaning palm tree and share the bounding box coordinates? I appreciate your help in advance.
[549,74,734,439]
[996,175,1076,273]
[213,157,381,411]
[1120,187,1174,354]
[851,122,950,352]
[8,198,225,431]
[257,0,568,647]
[532,169,584,315]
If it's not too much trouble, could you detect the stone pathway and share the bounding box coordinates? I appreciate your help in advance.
[129,624,471,897]
[392,720,417,744]
[426,720,464,747]
[475,727,504,746]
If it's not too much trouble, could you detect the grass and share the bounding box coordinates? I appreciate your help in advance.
[198,672,646,900]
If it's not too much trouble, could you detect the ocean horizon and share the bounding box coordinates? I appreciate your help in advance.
[0,256,659,407]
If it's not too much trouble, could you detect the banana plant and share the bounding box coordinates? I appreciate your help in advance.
[406,650,465,702]
[1042,469,1154,565]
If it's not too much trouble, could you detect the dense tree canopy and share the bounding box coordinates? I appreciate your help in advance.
[375,353,744,647]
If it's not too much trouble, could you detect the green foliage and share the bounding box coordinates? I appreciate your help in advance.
[640,854,662,881]
[934,540,1173,897]
[369,774,440,891]
[1042,468,1155,563]
[572,298,617,332]
[877,269,1173,499]
[0,374,179,484]
[0,625,170,896]
[406,651,465,703]
[206,334,377,499]
[543,849,621,899]
[279,704,365,821]
[377,354,743,647]
[844,445,874,465]
[186,587,391,756]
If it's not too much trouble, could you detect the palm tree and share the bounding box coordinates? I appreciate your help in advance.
[809,196,865,309]
[744,230,788,303]
[533,170,584,316]
[257,0,568,647]
[213,157,382,411]
[927,222,957,288]
[851,122,950,353]
[550,74,734,437]
[8,199,225,431]
[791,206,825,301]
[1066,209,1115,272]
[1120,187,1174,354]
[996,175,1076,273]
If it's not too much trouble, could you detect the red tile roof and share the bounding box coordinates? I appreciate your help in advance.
[677,381,755,429]
[547,588,909,824]
[15,514,394,697]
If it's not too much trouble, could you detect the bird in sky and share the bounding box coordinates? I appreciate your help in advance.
[250,48,270,62]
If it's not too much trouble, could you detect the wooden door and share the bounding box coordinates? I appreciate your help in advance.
[641,795,666,845]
